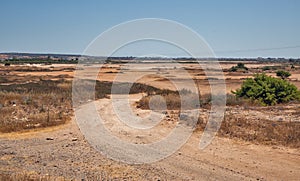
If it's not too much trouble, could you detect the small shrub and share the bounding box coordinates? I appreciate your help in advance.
[262,66,271,71]
[237,63,248,70]
[276,70,291,80]
[137,89,200,110]
[262,65,284,71]
[225,94,257,106]
[233,74,300,106]
[229,66,238,72]
[291,64,295,69]
[229,63,248,72]
[179,88,192,95]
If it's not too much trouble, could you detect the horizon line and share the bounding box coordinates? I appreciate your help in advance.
[0,51,299,59]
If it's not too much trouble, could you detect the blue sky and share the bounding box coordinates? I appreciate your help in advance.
[0,0,299,58]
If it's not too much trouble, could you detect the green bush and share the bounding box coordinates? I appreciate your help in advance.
[262,66,271,71]
[262,65,284,71]
[237,63,248,70]
[229,63,248,72]
[276,70,291,80]
[233,74,300,106]
[229,66,238,72]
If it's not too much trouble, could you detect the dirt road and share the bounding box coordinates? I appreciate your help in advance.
[0,97,299,180]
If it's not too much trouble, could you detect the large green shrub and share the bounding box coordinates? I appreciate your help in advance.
[233,74,300,106]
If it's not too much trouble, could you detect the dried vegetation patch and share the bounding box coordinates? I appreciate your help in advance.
[0,80,72,133]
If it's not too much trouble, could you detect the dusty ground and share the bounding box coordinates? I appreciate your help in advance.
[0,62,300,180]
[0,95,299,180]
[2,62,300,93]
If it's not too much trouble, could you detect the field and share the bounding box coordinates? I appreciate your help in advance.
[0,61,299,180]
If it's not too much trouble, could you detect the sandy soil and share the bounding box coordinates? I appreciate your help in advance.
[1,62,300,180]
[2,62,300,93]
[0,95,299,180]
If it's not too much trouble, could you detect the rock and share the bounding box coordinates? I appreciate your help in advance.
[34,123,41,128]
[72,138,78,141]
[46,137,54,140]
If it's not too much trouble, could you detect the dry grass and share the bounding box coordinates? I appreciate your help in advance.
[137,89,200,110]
[196,108,300,148]
[0,172,68,181]
[0,80,72,133]
[137,92,256,110]
[0,77,167,133]
[0,65,75,72]
[138,91,300,148]
[0,74,72,85]
[225,93,262,106]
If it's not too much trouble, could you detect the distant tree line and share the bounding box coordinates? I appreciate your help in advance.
[1,58,78,64]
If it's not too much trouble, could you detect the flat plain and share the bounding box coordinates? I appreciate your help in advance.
[0,61,299,180]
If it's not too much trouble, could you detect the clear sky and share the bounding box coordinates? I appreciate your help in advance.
[0,0,299,58]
